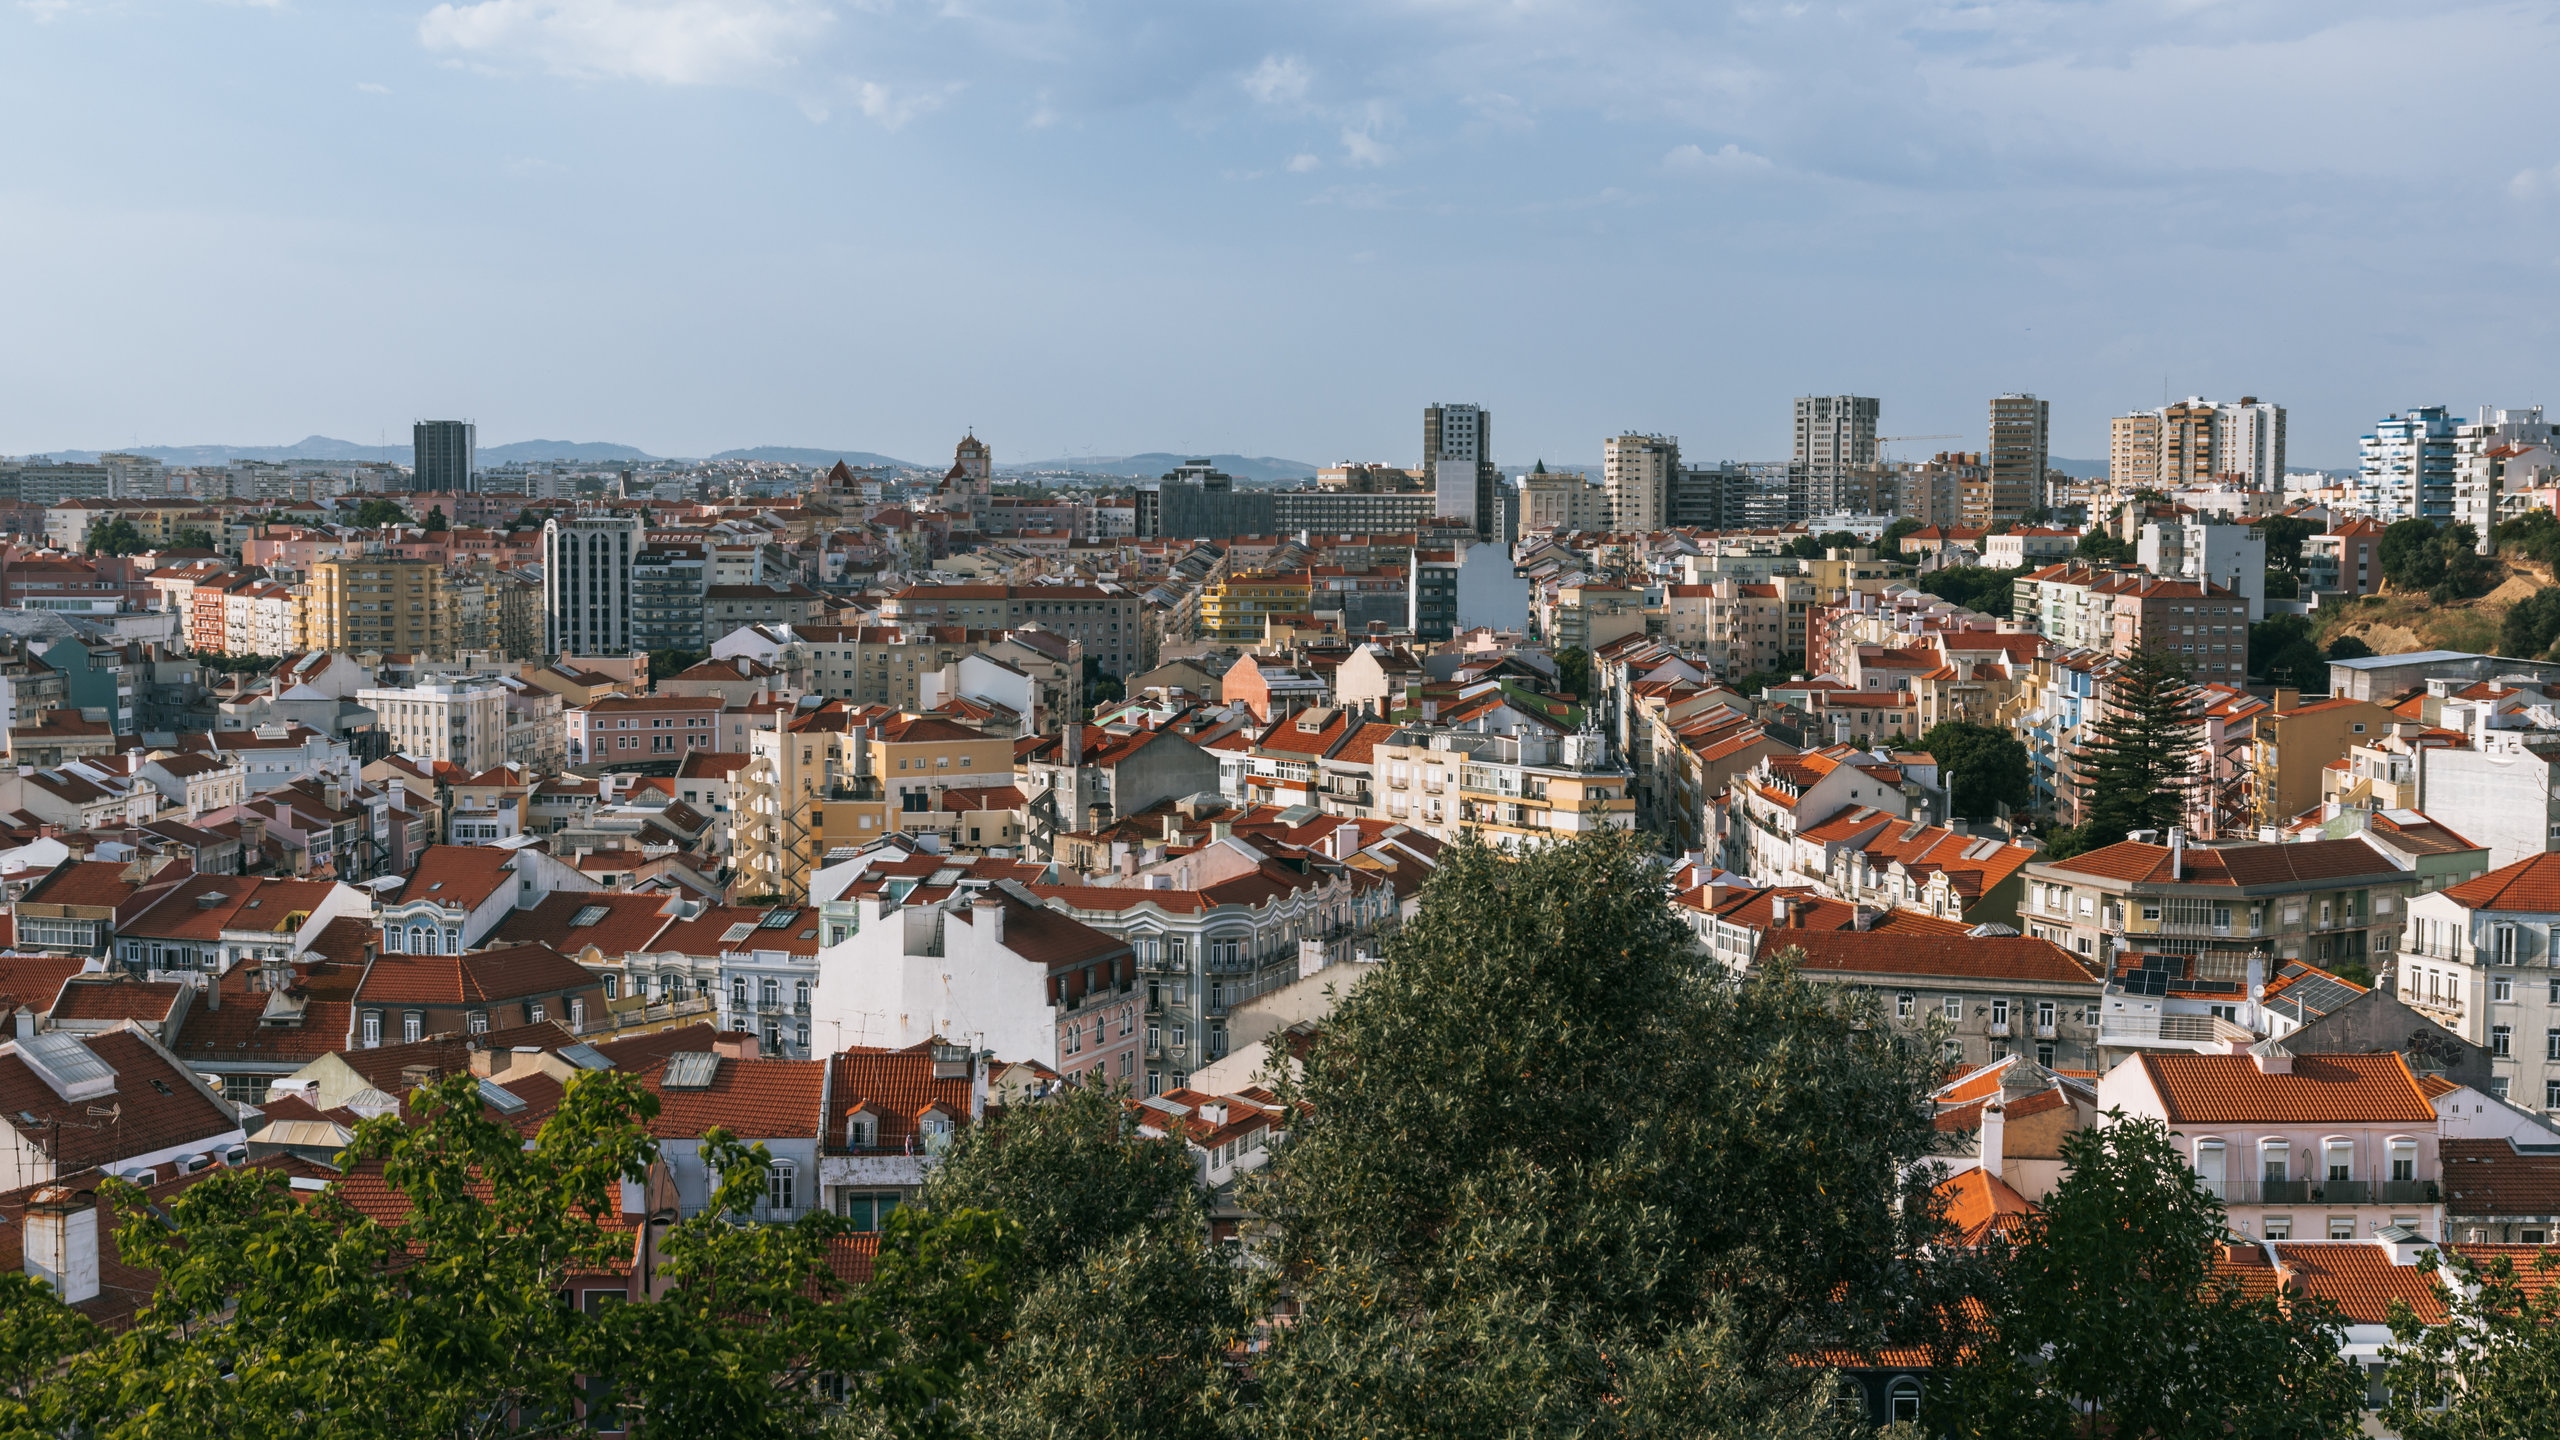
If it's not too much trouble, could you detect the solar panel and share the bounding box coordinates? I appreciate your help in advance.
[569,904,611,928]
[662,1053,720,1090]
[757,908,799,930]
[2279,973,2361,1018]
[558,1042,613,1071]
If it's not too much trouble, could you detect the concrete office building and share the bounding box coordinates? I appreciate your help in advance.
[544,512,643,656]
[360,682,509,773]
[1603,433,1679,532]
[414,421,476,494]
[1423,403,1499,538]
[1984,394,2050,525]
[632,542,710,654]
[1792,396,1879,519]
[1521,463,1610,532]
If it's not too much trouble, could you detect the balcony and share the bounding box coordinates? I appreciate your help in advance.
[2033,1024,2058,1040]
[2198,1177,2439,1206]
[1986,1021,2011,1039]
[2098,1012,2257,1049]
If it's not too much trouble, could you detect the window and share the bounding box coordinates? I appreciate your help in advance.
[1886,1378,1921,1423]
[2495,1024,2514,1058]
[2036,1000,2055,1029]
[2036,1042,2054,1066]
[2260,1140,2288,1183]
[767,1162,796,1215]
[570,999,585,1029]
[1941,1038,1962,1063]
[2328,1216,2357,1240]
[1941,995,1962,1021]
[732,978,748,1006]
[2262,1216,2292,1240]
[362,1011,382,1048]
[528,1002,546,1023]
[2498,976,2515,1002]
[467,1011,488,1035]
[1990,999,2010,1026]
[2390,1140,2417,1182]
[2193,1140,2226,1192]
[603,975,619,1001]
[2325,1140,2353,1183]
[837,1191,900,1231]
[401,1011,421,1043]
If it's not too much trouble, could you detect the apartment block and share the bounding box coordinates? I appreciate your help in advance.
[1603,433,1679,532]
[360,682,508,772]
[305,555,453,657]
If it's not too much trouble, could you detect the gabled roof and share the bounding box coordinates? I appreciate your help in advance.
[2136,1052,2435,1125]
[2443,852,2560,913]
[490,892,679,956]
[0,1028,237,1169]
[831,1042,974,1152]
[352,943,599,1006]
[390,845,513,910]
[634,1053,825,1140]
[1757,929,2097,984]
[650,904,822,959]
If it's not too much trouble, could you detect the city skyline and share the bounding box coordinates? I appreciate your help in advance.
[5,2,2558,467]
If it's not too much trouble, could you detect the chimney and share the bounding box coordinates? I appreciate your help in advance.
[1210,820,1231,843]
[1979,1102,2005,1179]
[972,890,1005,945]
[323,780,342,813]
[1852,904,1878,932]
[2252,1044,2292,1075]
[713,1032,759,1061]
[2168,826,2184,881]
[24,1187,98,1305]
[11,1007,31,1040]
[1331,822,1361,859]
[1771,894,1791,928]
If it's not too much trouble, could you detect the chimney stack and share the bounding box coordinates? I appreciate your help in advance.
[972,890,1005,945]
[2169,826,2184,882]
[1979,1102,2005,1179]
[23,1187,99,1305]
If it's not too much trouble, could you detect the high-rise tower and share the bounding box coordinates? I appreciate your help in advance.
[1422,403,1498,537]
[1791,396,1879,520]
[414,420,475,493]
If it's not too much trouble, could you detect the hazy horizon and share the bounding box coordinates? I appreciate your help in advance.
[7,1,2557,470]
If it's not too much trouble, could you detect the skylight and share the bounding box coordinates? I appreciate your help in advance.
[719,922,757,944]
[569,904,611,928]
[756,908,798,930]
[661,1053,720,1090]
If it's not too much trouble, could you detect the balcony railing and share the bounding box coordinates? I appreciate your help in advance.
[2099,1013,2256,1047]
[2196,1177,2440,1205]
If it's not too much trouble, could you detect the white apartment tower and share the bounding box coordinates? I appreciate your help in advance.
[1602,434,1680,533]
[1424,403,1498,537]
[543,512,644,656]
[2109,397,2287,493]
[1792,396,1879,520]
[2454,407,2557,542]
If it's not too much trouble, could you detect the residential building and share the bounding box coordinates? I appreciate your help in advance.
[1982,393,2049,525]
[2110,411,2161,491]
[1370,725,1633,849]
[1793,396,1878,519]
[631,542,709,655]
[305,555,452,657]
[359,682,508,773]
[1518,464,1609,533]
[2302,519,2386,597]
[1758,928,2104,1071]
[0,1025,248,1195]
[564,693,725,767]
[819,1043,983,1229]
[2402,853,2560,1112]
[2138,521,2268,622]
[1423,402,1500,538]
[2106,1048,2443,1241]
[543,512,642,656]
[2254,697,2399,827]
[1602,433,1678,532]
[2358,406,2461,522]
[413,420,475,493]
[374,842,598,956]
[2022,832,2478,972]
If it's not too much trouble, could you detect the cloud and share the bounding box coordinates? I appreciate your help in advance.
[18,0,74,20]
[1662,142,1771,176]
[2511,163,2560,200]
[355,81,392,94]
[853,78,951,129]
[1242,53,1310,107]
[1287,152,1320,173]
[1341,127,1390,167]
[415,0,833,86]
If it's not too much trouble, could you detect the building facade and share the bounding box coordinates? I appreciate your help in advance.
[543,512,642,656]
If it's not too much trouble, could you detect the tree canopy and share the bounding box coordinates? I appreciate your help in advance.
[2378,519,2499,601]
[82,518,148,556]
[353,498,414,529]
[1920,719,2032,821]
[2044,648,2197,859]
[1918,565,2025,618]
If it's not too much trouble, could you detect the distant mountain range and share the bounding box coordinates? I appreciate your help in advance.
[709,446,920,468]
[1002,453,1321,484]
[2048,456,2107,479]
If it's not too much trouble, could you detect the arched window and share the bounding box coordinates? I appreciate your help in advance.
[1887,1377,1921,1422]
[405,925,424,953]
[766,1161,796,1215]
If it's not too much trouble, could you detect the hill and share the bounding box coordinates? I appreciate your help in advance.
[2312,549,2558,658]
[32,436,406,464]
[708,446,920,468]
[479,439,655,463]
[1001,452,1320,484]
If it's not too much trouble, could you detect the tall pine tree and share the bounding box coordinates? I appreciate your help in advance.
[2058,648,2200,856]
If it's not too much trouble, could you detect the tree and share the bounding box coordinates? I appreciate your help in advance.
[1918,565,2026,619]
[2504,588,2560,660]
[424,505,449,533]
[1939,1114,2364,1439]
[1251,830,1957,1428]
[1553,645,1592,699]
[649,648,709,684]
[2379,518,2444,591]
[354,498,414,529]
[2075,648,2199,850]
[168,527,218,551]
[2249,614,2327,689]
[2254,515,2320,574]
[2077,528,2135,564]
[83,518,147,556]
[1880,516,1924,558]
[0,1272,96,1433]
[922,1078,1196,1278]
[1920,720,2031,821]
[1781,530,1863,560]
[21,1069,1010,1439]
[2381,1248,2560,1439]
[2325,634,2375,663]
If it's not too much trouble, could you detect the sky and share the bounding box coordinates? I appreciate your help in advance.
[5,1,2560,470]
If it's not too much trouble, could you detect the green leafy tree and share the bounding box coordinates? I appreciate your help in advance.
[83,518,148,556]
[0,1271,97,1433]
[1920,719,2031,821]
[2381,1248,2560,1439]
[2254,515,2319,573]
[168,527,218,551]
[649,648,710,684]
[424,505,449,533]
[2074,648,2199,851]
[1553,645,1592,699]
[2076,528,2135,564]
[2325,634,2374,664]
[1880,516,1924,558]
[354,498,414,529]
[923,1078,1196,1277]
[1251,829,1957,1431]
[2379,518,2445,591]
[2503,588,2560,660]
[1918,565,2027,619]
[2249,614,2328,688]
[1940,1114,2363,1440]
[1781,530,1864,560]
[22,1069,1009,1440]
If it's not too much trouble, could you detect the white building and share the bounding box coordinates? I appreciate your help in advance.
[2453,407,2556,538]
[1603,433,1680,532]
[2138,521,2269,622]
[543,512,643,656]
[359,682,509,774]
[2404,852,2560,1111]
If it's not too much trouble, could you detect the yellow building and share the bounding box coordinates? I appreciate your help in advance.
[1197,570,1312,644]
[305,555,454,657]
[2252,695,2400,826]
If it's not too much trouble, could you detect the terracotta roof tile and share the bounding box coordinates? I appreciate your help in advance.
[2271,1241,2446,1325]
[490,892,680,956]
[2443,852,2560,912]
[2138,1052,2436,1125]
[831,1043,974,1152]
[634,1054,825,1140]
[0,1029,240,1171]
[1758,930,2098,985]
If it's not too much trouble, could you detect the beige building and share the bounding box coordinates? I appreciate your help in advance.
[1603,434,1679,532]
[2109,412,2161,491]
[306,555,453,657]
[360,682,509,772]
[1519,465,1609,533]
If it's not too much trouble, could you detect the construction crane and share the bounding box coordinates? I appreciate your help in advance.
[1875,433,1964,461]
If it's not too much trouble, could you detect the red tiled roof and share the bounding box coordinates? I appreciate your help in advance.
[651,905,822,959]
[2035,838,2401,887]
[951,893,1128,969]
[2441,1138,2560,1217]
[635,1054,825,1140]
[1758,929,2097,985]
[2443,852,2560,912]
[352,943,598,1006]
[0,1029,239,1170]
[831,1043,973,1152]
[391,845,515,910]
[490,892,680,956]
[2271,1242,2446,1325]
[1938,1168,2038,1244]
[49,979,184,1024]
[2137,1052,2435,1125]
